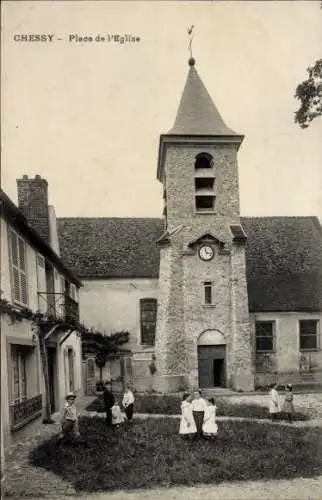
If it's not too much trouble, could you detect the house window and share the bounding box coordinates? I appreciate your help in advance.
[255,321,274,352]
[195,152,213,169]
[9,229,28,306]
[204,281,214,305]
[300,320,319,351]
[140,298,157,345]
[196,195,215,211]
[11,345,27,404]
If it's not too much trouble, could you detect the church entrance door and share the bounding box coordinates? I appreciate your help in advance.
[198,345,226,388]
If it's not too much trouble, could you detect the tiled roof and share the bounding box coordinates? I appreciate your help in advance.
[57,216,322,312]
[57,218,164,279]
[242,217,322,312]
[168,62,238,136]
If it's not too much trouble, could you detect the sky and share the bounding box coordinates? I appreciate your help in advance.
[1,0,322,219]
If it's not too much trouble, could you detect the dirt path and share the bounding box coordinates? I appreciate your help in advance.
[7,475,322,500]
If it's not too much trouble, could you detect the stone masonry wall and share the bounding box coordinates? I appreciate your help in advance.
[154,140,254,391]
[230,244,254,391]
[154,238,187,392]
[165,144,240,232]
[182,236,232,387]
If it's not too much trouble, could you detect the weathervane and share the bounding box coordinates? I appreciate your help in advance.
[188,25,195,61]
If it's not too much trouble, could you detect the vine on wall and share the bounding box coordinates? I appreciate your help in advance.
[0,294,130,352]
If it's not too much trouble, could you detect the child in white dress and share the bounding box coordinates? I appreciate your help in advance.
[202,398,218,438]
[179,393,197,438]
[122,385,135,423]
[112,399,125,428]
[268,383,281,420]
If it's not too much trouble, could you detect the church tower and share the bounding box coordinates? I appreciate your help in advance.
[154,58,254,392]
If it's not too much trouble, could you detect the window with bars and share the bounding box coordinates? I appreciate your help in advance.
[140,298,157,345]
[9,229,28,306]
[255,321,274,352]
[11,345,27,404]
[203,281,214,305]
[300,320,319,351]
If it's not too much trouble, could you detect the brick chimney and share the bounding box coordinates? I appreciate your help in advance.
[17,175,50,242]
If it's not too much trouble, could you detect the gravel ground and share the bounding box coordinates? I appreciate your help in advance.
[228,392,322,418]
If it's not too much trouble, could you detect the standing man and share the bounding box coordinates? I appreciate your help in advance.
[103,381,115,427]
[191,389,207,438]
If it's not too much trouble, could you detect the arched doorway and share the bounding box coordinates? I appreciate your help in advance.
[198,330,226,388]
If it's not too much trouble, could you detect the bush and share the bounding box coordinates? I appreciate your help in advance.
[85,393,309,421]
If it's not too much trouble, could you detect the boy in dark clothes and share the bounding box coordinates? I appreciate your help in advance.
[103,381,115,426]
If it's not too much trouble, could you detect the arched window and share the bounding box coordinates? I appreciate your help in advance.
[195,152,213,169]
[140,298,157,345]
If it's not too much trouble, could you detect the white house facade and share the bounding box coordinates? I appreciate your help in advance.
[1,177,83,450]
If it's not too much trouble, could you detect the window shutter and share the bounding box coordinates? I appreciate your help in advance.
[20,274,28,305]
[18,238,26,271]
[12,267,21,302]
[10,231,18,266]
[9,229,28,306]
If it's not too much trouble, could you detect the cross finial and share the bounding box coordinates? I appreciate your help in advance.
[188,25,195,66]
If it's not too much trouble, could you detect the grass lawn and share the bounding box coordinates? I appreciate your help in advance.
[86,393,309,421]
[30,416,322,493]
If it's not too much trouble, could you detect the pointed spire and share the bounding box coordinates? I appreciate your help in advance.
[168,60,237,136]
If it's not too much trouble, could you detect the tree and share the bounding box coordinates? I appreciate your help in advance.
[294,3,322,128]
[295,59,322,128]
[95,351,107,383]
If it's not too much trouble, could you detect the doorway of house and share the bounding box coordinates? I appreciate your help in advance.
[213,358,225,387]
[198,345,226,388]
[47,346,57,413]
[68,349,75,392]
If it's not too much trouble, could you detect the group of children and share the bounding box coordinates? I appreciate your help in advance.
[59,384,135,443]
[179,390,218,439]
[59,382,295,445]
[269,383,295,421]
[103,382,135,427]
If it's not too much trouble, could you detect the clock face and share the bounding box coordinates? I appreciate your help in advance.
[198,245,214,261]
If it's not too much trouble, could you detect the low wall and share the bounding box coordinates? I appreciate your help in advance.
[255,370,322,388]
